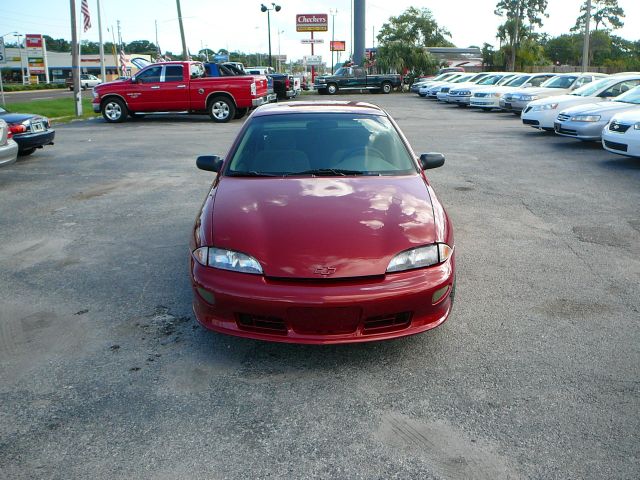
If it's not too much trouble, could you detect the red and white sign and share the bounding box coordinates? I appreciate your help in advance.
[296,14,328,32]
[25,34,46,74]
[330,41,346,52]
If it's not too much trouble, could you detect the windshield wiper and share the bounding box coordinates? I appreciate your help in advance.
[289,168,376,176]
[227,170,280,177]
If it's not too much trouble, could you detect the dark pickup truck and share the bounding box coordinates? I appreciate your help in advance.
[314,66,402,95]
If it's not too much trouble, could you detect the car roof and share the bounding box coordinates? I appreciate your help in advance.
[252,101,386,117]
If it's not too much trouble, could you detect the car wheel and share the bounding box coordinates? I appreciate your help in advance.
[101,98,128,123]
[208,96,235,123]
[68,87,73,91]
[81,84,87,90]
[234,108,248,120]
[18,148,37,156]
[326,83,338,95]
[381,82,392,94]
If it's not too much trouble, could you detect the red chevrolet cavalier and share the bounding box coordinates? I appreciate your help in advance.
[190,101,455,344]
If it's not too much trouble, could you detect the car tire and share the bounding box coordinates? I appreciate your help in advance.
[208,96,235,123]
[381,82,392,94]
[101,97,128,123]
[18,148,37,156]
[68,87,73,91]
[326,83,338,95]
[234,108,248,120]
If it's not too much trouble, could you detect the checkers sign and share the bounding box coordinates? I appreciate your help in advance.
[296,14,328,32]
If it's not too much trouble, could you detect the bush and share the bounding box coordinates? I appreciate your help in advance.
[2,83,67,92]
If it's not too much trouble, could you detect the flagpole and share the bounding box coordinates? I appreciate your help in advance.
[70,0,82,116]
[97,0,106,81]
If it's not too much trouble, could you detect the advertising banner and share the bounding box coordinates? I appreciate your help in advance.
[25,34,46,74]
[330,41,346,52]
[296,14,328,32]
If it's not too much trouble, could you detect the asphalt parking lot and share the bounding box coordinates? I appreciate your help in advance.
[1,93,638,479]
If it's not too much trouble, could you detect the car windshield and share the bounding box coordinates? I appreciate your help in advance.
[613,85,640,104]
[477,75,502,85]
[226,113,418,177]
[541,75,577,88]
[504,75,529,87]
[570,77,615,97]
[452,74,474,83]
[496,75,516,85]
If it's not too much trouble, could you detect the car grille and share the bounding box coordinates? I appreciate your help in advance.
[523,119,539,126]
[604,140,628,152]
[363,312,412,334]
[237,313,288,335]
[609,122,631,133]
[474,92,489,98]
[555,124,577,136]
[557,113,571,122]
[288,307,361,335]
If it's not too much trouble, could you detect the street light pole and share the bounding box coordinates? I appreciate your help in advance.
[260,3,281,69]
[330,9,337,74]
[15,34,26,85]
[176,0,188,60]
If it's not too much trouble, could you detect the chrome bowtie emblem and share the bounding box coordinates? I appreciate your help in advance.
[314,266,336,276]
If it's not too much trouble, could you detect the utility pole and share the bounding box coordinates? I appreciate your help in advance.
[582,0,592,72]
[97,0,106,81]
[330,9,337,74]
[69,0,82,116]
[176,0,188,60]
[155,20,161,59]
[117,20,122,49]
[510,4,520,72]
[15,34,26,85]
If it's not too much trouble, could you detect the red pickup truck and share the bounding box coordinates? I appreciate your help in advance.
[92,61,273,123]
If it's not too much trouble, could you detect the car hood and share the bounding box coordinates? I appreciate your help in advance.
[210,175,436,279]
[518,87,571,98]
[561,101,640,116]
[608,109,640,124]
[0,112,38,123]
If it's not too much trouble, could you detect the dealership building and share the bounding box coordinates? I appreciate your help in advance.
[1,47,151,84]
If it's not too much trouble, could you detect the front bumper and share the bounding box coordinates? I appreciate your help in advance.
[500,99,528,112]
[93,102,101,113]
[0,139,19,167]
[520,107,558,129]
[448,95,471,105]
[190,255,455,344]
[470,97,500,108]
[13,129,55,152]
[602,128,640,158]
[554,119,606,141]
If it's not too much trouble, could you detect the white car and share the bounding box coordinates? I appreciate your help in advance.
[66,74,102,90]
[602,109,640,157]
[411,72,459,94]
[434,73,490,101]
[418,73,466,97]
[447,72,520,106]
[521,75,640,131]
[469,73,555,110]
[0,119,19,168]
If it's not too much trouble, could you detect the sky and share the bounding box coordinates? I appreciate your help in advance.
[1,0,638,64]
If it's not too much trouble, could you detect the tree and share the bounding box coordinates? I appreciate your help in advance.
[572,0,625,32]
[126,40,158,54]
[43,36,70,52]
[377,7,454,48]
[544,34,582,65]
[494,0,549,71]
[376,41,438,76]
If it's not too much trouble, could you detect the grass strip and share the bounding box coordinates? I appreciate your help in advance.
[3,98,97,124]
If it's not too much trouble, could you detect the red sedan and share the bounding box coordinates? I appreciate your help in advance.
[190,101,455,344]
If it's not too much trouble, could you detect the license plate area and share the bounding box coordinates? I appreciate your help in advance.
[31,122,45,133]
[287,307,362,335]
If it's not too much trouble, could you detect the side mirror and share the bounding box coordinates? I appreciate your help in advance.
[419,152,445,170]
[196,155,224,172]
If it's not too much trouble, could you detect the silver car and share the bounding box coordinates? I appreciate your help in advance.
[554,85,640,141]
[0,119,19,167]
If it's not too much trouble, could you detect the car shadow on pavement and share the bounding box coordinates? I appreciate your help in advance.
[598,156,640,171]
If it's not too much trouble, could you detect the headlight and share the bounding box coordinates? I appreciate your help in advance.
[519,95,539,101]
[571,115,601,122]
[634,122,640,130]
[386,243,453,273]
[192,247,263,275]
[459,90,471,96]
[531,103,558,111]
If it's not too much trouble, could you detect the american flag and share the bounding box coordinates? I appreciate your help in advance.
[81,0,92,32]
[119,49,127,76]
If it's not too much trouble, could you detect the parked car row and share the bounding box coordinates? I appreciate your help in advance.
[414,71,640,158]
